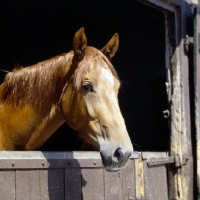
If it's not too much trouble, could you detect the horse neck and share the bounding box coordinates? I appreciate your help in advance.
[0,52,76,150]
[25,55,79,150]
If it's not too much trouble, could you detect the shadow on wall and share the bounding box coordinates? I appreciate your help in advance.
[42,151,138,199]
[0,151,87,199]
[42,152,87,200]
[42,151,115,199]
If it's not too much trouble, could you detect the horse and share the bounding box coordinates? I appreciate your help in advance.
[0,28,133,171]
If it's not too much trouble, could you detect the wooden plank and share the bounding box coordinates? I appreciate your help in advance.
[0,151,102,159]
[65,168,82,200]
[142,152,167,159]
[16,170,40,200]
[135,153,145,199]
[0,170,15,200]
[0,151,103,169]
[193,5,200,200]
[82,168,104,200]
[122,159,136,200]
[39,170,50,200]
[0,158,103,169]
[0,151,138,160]
[40,169,64,200]
[104,169,122,200]
[47,169,64,200]
[148,166,158,199]
[167,1,194,199]
[165,10,180,200]
[143,160,150,199]
[143,157,169,199]
[0,151,138,169]
[156,165,168,200]
[144,163,168,200]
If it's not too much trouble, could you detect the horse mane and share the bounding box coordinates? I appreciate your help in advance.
[1,52,73,106]
[0,47,119,106]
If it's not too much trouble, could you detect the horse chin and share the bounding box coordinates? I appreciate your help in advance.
[104,162,128,172]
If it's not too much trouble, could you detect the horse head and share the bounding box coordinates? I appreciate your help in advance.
[60,28,133,171]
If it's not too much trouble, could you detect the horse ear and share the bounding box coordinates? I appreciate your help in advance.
[73,27,87,60]
[101,33,119,60]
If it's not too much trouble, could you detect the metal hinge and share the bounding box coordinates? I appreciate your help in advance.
[184,35,194,45]
[147,156,181,167]
[184,35,194,52]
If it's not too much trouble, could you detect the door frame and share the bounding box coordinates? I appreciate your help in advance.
[137,0,194,199]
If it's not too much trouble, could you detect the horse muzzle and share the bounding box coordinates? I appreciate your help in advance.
[100,145,133,172]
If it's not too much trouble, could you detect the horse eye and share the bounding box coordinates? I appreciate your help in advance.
[82,82,93,91]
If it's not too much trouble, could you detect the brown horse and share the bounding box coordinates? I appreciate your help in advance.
[0,28,133,171]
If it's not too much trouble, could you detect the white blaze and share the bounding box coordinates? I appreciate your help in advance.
[100,68,114,87]
[100,67,118,105]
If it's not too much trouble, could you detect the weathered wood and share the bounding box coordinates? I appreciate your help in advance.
[0,151,103,169]
[162,0,194,199]
[65,168,82,200]
[0,158,104,169]
[143,159,168,200]
[48,169,64,200]
[157,165,168,200]
[39,170,50,200]
[148,165,168,200]
[0,151,171,200]
[143,160,150,199]
[193,5,200,200]
[39,169,64,200]
[179,1,194,199]
[0,151,138,169]
[122,159,136,200]
[142,152,167,159]
[0,151,138,160]
[0,170,15,200]
[16,170,40,200]
[104,169,122,200]
[165,10,179,200]
[139,1,195,200]
[81,168,104,200]
[135,152,145,199]
[149,166,158,199]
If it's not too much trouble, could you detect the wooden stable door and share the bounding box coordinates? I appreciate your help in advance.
[0,151,171,200]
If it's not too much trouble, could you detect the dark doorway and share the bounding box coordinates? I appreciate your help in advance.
[0,1,168,151]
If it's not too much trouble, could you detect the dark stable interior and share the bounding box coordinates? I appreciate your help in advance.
[0,1,169,151]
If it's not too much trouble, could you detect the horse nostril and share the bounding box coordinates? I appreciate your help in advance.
[113,148,124,163]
